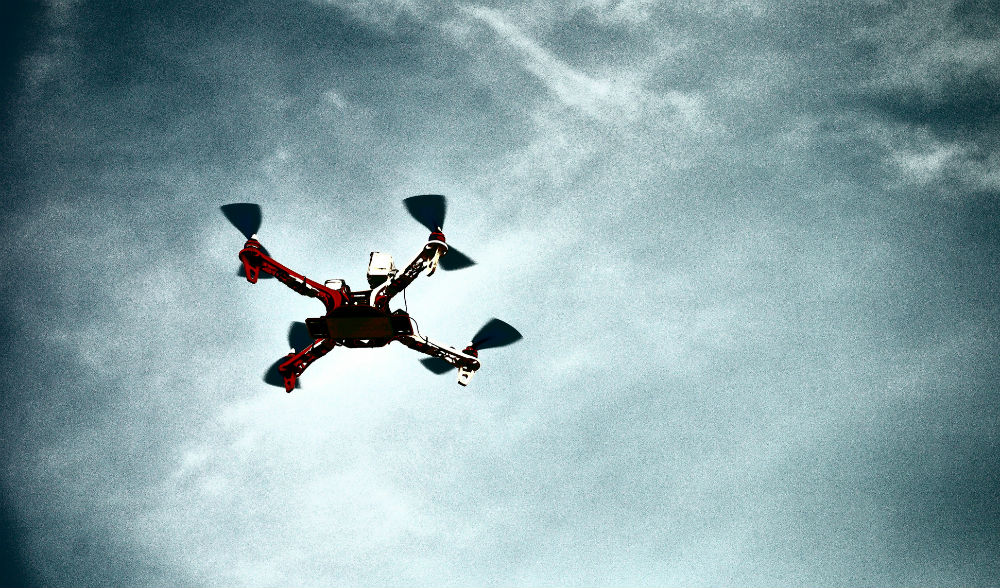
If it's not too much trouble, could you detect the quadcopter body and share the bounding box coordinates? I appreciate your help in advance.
[222,195,522,391]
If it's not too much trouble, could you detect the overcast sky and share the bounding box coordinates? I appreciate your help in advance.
[1,0,998,586]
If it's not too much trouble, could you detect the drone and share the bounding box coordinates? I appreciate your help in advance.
[222,195,522,391]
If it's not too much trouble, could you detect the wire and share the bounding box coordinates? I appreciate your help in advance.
[403,288,431,343]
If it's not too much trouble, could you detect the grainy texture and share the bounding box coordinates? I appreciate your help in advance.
[1,0,998,586]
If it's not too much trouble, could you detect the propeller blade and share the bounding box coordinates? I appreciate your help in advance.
[403,194,446,232]
[263,356,300,389]
[288,321,313,352]
[471,318,523,350]
[221,203,262,240]
[419,357,454,374]
[439,246,476,271]
[237,265,275,279]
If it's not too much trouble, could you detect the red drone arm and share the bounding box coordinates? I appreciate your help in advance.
[239,238,346,392]
[274,338,336,393]
[239,238,346,313]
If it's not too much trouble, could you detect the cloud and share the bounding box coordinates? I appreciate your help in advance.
[462,5,644,118]
[838,0,1000,193]
[2,0,999,586]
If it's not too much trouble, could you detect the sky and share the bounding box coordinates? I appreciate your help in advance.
[0,0,998,586]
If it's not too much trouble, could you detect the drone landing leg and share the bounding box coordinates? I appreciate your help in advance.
[278,338,335,393]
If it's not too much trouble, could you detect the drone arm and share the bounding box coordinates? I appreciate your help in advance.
[377,239,447,305]
[239,239,344,312]
[275,337,336,392]
[396,333,480,372]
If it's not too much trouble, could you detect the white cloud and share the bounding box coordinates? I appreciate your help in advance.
[322,89,349,110]
[460,4,646,119]
[893,141,964,184]
[856,3,1000,98]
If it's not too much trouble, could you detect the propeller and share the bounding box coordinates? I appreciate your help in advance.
[417,318,522,375]
[470,318,523,350]
[438,247,475,271]
[262,322,314,388]
[419,357,455,374]
[220,203,262,239]
[403,194,446,232]
[288,321,313,352]
[222,203,275,278]
[403,194,476,270]
[263,357,295,388]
